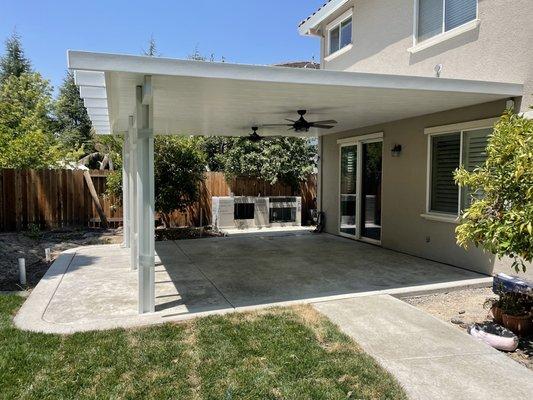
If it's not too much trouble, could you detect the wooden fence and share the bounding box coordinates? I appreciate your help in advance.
[0,170,316,231]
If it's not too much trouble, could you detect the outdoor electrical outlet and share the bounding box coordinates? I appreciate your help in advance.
[426,236,431,243]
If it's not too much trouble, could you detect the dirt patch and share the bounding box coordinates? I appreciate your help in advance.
[402,287,533,370]
[0,228,122,291]
[155,227,224,241]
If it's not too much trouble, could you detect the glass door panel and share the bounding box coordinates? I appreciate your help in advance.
[360,142,382,241]
[340,145,357,236]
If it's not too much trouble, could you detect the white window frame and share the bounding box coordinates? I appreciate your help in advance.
[337,132,383,244]
[325,8,354,60]
[422,117,497,223]
[410,0,480,53]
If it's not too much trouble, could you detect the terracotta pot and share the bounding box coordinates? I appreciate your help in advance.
[491,306,503,324]
[502,313,533,336]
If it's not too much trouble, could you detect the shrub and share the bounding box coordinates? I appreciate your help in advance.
[454,111,533,272]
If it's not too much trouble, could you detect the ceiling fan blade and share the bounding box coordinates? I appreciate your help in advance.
[310,120,338,125]
[285,119,296,123]
[312,124,335,129]
[262,123,292,127]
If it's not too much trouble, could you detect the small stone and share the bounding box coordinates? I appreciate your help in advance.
[451,317,464,325]
[458,310,465,314]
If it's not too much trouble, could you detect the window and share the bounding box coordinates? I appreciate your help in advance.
[328,16,352,55]
[417,0,477,43]
[428,127,491,215]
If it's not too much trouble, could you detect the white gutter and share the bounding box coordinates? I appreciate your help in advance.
[298,0,350,36]
[67,51,523,97]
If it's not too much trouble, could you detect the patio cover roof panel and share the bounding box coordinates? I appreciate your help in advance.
[68,51,523,136]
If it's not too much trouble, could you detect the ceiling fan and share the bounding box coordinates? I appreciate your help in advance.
[262,110,338,132]
[246,126,270,142]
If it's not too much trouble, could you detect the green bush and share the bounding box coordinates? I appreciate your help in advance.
[454,111,533,272]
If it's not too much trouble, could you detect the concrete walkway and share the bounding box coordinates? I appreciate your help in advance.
[314,295,533,400]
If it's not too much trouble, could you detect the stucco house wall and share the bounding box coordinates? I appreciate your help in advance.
[320,99,510,274]
[315,0,532,111]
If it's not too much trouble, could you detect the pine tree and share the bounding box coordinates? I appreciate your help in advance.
[142,35,159,57]
[0,32,31,83]
[55,71,94,153]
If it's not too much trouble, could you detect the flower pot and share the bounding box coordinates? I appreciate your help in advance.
[491,306,503,324]
[502,313,533,336]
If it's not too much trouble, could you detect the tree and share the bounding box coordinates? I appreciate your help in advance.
[55,71,94,154]
[454,111,533,272]
[154,136,206,226]
[0,72,63,168]
[196,136,234,171]
[219,137,316,189]
[142,35,160,57]
[0,32,31,83]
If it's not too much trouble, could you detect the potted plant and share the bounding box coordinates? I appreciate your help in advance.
[484,297,503,324]
[499,292,532,336]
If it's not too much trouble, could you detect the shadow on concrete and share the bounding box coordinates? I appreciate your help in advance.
[154,233,488,315]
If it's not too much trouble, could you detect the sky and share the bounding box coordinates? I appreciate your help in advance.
[1,0,325,94]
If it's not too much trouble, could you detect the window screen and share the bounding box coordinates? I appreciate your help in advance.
[418,0,443,42]
[418,0,477,42]
[445,0,477,31]
[329,26,340,54]
[430,133,460,214]
[340,17,352,48]
[460,128,490,208]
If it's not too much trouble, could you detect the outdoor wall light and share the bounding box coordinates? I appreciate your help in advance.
[391,144,402,157]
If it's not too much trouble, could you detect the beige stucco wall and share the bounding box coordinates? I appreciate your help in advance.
[316,0,533,111]
[321,100,510,274]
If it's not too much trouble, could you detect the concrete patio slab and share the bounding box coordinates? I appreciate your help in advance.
[14,233,492,333]
[313,295,533,400]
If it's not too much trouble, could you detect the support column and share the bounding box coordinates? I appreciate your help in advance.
[135,84,155,314]
[129,116,139,271]
[122,130,130,248]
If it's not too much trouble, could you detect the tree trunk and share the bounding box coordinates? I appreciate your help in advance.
[83,170,109,229]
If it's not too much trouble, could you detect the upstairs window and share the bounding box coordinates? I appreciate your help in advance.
[328,15,352,55]
[417,0,477,43]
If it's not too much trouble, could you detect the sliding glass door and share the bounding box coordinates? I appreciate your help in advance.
[339,136,383,243]
[340,145,357,236]
[361,142,382,241]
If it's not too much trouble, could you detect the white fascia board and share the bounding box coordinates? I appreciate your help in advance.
[84,98,108,108]
[89,115,109,122]
[67,51,523,97]
[79,86,107,99]
[74,70,105,87]
[298,0,350,36]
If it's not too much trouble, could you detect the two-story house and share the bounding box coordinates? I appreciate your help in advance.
[68,1,530,312]
[298,0,532,273]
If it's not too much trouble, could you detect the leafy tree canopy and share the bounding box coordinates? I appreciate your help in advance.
[0,32,31,83]
[219,137,316,188]
[154,136,206,224]
[454,111,533,272]
[55,71,94,154]
[0,72,65,168]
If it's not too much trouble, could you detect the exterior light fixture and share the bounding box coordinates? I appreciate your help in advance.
[391,144,402,157]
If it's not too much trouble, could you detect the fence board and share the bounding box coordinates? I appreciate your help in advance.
[0,169,316,231]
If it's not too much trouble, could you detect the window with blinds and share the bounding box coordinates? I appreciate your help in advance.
[430,133,460,214]
[417,0,478,43]
[429,127,491,215]
[460,128,491,208]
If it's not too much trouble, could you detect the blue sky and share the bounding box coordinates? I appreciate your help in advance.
[1,0,324,93]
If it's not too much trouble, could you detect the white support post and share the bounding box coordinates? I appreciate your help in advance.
[129,116,139,271]
[135,83,155,314]
[122,130,130,248]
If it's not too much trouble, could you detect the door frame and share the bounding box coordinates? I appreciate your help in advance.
[337,132,383,245]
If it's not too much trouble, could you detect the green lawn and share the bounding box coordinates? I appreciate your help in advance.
[1,294,406,399]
